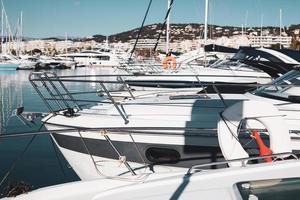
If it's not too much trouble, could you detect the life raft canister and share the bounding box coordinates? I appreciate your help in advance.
[162,56,176,70]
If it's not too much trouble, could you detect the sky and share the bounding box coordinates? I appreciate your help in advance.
[4,0,300,38]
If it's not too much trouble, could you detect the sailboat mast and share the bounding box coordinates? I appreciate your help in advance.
[20,11,23,55]
[279,8,282,49]
[106,35,109,48]
[65,32,68,57]
[260,14,263,47]
[1,7,3,54]
[203,0,209,66]
[166,0,171,54]
[204,0,208,45]
[242,24,244,37]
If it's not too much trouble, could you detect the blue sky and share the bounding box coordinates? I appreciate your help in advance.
[5,0,300,38]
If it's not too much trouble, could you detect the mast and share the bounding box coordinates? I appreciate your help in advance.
[1,7,3,54]
[203,0,209,66]
[106,35,109,48]
[166,0,171,54]
[244,10,248,33]
[260,14,263,47]
[20,11,23,55]
[204,0,208,45]
[242,24,244,37]
[279,8,282,49]
[65,32,68,55]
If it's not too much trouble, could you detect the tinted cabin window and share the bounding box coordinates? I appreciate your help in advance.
[237,178,300,200]
[96,56,110,61]
[145,147,180,163]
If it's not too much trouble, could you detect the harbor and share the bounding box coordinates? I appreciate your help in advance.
[1,0,300,199]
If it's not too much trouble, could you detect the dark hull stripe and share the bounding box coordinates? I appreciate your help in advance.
[127,80,256,93]
[51,133,300,169]
[52,133,226,168]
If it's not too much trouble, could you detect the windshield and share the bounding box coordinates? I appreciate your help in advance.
[211,60,264,72]
[253,69,300,100]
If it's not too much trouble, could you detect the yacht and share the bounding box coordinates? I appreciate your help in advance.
[37,56,76,69]
[6,102,300,199]
[119,46,235,75]
[0,55,19,70]
[7,159,300,200]
[58,50,120,67]
[24,67,300,180]
[17,56,38,70]
[123,47,300,93]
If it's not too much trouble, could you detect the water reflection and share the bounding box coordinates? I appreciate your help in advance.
[0,67,119,196]
[0,71,25,134]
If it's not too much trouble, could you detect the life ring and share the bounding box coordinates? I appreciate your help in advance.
[162,56,176,70]
[217,100,292,167]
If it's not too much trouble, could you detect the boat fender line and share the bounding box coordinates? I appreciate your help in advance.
[251,130,273,163]
[217,100,292,167]
[163,55,176,70]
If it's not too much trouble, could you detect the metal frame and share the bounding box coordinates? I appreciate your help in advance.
[29,72,135,124]
[187,152,298,174]
[77,129,142,178]
[29,71,300,124]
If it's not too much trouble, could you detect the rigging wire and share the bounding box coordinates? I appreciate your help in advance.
[0,135,37,188]
[128,0,153,62]
[153,0,175,53]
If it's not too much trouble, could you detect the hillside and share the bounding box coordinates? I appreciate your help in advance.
[89,23,300,43]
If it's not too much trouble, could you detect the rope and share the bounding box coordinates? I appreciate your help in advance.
[153,0,175,52]
[220,113,256,155]
[0,135,36,187]
[128,0,153,62]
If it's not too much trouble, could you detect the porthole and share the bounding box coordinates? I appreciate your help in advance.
[145,147,180,163]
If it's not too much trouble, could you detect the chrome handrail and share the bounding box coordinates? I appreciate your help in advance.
[29,71,133,124]
[187,152,298,174]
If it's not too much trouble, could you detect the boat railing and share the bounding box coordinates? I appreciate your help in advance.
[29,71,137,124]
[29,71,298,124]
[187,152,298,174]
[3,122,299,181]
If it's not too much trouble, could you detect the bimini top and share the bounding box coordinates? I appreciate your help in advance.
[232,47,300,77]
[205,44,238,54]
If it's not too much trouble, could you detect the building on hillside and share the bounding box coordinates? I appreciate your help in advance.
[129,38,165,50]
[249,35,292,48]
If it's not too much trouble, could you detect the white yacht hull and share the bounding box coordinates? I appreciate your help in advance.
[44,93,300,180]
[8,157,300,200]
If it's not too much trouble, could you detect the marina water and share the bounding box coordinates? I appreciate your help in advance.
[0,67,118,195]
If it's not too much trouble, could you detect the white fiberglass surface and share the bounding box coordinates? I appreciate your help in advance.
[254,69,300,100]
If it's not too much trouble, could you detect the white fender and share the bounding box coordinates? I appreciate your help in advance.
[217,100,292,167]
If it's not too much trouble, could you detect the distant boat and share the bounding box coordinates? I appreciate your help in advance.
[57,50,121,67]
[0,63,18,70]
[0,55,19,70]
